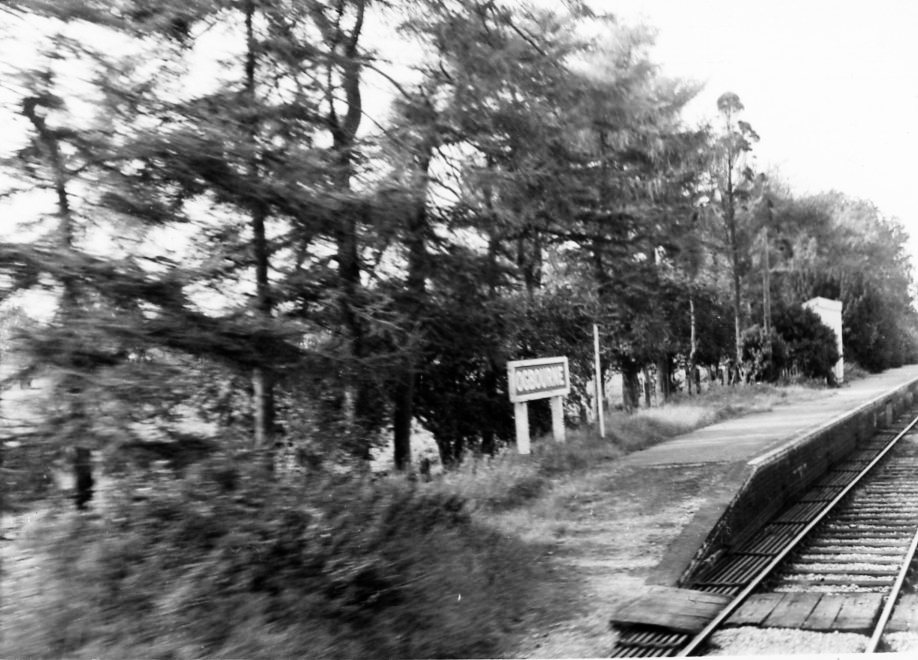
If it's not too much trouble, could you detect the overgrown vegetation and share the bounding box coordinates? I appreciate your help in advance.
[2,384,822,659]
[743,305,841,384]
[3,459,548,659]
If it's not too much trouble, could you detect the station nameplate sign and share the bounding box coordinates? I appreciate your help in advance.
[507,357,570,403]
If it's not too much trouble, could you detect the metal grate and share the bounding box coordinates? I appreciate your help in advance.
[735,524,805,554]
[611,629,687,658]
[695,584,742,596]
[819,471,860,487]
[700,554,773,585]
[775,501,826,524]
[799,486,844,503]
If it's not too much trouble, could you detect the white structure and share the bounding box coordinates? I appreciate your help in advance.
[803,297,844,383]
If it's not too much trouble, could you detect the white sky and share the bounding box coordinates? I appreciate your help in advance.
[608,0,918,257]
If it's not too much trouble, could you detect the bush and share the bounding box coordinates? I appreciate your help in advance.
[774,305,840,383]
[741,325,788,382]
[742,306,839,384]
[2,456,543,659]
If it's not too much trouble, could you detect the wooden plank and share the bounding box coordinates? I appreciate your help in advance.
[801,594,846,630]
[887,594,918,633]
[794,551,903,560]
[808,539,908,548]
[763,592,821,629]
[725,593,784,627]
[832,593,885,631]
[609,586,732,633]
[786,565,900,576]
[780,575,894,587]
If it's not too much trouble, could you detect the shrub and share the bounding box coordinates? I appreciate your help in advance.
[742,306,840,384]
[2,455,543,659]
[774,305,840,383]
[741,325,788,382]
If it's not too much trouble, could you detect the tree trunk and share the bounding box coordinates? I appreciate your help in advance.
[390,244,420,470]
[621,361,641,413]
[23,95,94,510]
[762,218,772,335]
[245,2,274,450]
[392,376,413,470]
[251,201,274,448]
[655,358,671,404]
[313,1,369,452]
[73,447,94,510]
[481,428,495,456]
[481,164,502,455]
[435,428,463,468]
[391,139,432,470]
[728,212,744,374]
[252,366,274,448]
[643,367,652,407]
[337,211,366,442]
[688,294,698,395]
[517,229,543,296]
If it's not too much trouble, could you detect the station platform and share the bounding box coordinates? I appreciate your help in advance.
[628,364,918,587]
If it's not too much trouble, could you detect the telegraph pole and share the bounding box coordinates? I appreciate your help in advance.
[594,324,605,438]
[763,198,773,335]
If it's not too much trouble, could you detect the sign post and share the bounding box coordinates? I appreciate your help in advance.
[507,356,570,454]
[514,402,531,454]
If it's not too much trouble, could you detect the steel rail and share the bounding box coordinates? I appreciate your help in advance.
[677,411,918,657]
[865,520,918,653]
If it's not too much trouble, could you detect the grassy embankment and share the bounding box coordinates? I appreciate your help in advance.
[1,382,831,659]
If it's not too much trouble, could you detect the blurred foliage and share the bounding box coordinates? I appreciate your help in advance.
[1,457,545,659]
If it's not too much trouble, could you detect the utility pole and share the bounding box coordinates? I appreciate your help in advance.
[593,324,605,438]
[763,197,773,335]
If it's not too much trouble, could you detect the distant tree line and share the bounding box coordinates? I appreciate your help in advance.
[2,0,916,483]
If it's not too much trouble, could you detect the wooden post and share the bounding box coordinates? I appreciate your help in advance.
[514,401,531,454]
[550,395,565,443]
[594,324,605,438]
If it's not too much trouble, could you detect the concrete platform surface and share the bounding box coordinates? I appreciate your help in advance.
[632,365,918,586]
[627,365,918,468]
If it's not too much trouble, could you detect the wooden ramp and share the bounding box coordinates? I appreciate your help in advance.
[726,592,885,632]
[610,586,731,633]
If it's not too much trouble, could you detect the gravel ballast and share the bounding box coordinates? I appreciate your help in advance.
[709,627,868,655]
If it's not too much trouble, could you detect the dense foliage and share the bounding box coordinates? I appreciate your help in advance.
[1,0,915,475]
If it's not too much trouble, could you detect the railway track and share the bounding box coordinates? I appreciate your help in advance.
[611,407,918,657]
